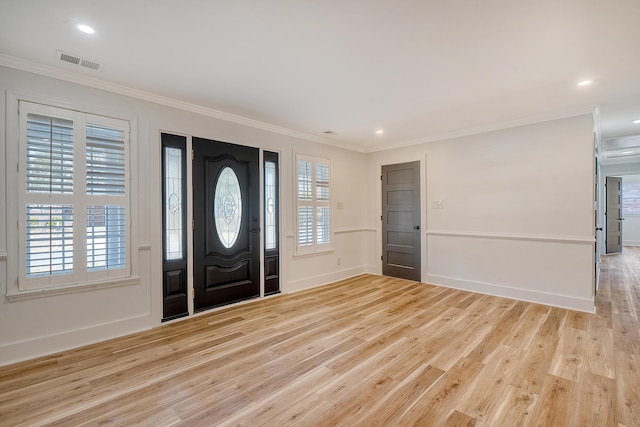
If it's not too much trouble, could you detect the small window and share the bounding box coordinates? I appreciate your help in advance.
[214,167,242,249]
[19,101,130,290]
[295,154,331,254]
[622,181,640,214]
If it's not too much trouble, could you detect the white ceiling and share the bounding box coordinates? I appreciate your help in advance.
[1,0,640,152]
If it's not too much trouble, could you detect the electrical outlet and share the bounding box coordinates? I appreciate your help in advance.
[432,200,444,209]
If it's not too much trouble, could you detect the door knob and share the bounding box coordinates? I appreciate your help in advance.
[413,225,420,230]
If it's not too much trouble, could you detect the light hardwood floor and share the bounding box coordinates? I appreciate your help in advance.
[1,248,639,426]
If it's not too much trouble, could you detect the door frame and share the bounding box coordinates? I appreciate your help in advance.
[378,157,426,282]
[159,131,283,321]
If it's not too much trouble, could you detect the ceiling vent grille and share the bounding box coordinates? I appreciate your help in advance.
[323,130,337,135]
[56,50,103,71]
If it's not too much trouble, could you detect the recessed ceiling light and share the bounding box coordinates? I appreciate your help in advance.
[375,129,384,135]
[77,24,95,34]
[577,80,592,87]
[633,119,640,124]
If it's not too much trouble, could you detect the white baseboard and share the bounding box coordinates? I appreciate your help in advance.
[622,241,640,247]
[423,274,595,313]
[285,265,375,293]
[0,313,153,367]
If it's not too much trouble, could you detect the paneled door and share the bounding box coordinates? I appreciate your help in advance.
[606,176,623,254]
[192,137,260,311]
[381,161,421,281]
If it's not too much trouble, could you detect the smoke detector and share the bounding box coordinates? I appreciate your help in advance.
[56,50,103,71]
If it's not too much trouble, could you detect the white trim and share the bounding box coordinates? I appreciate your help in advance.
[138,242,152,250]
[0,54,365,153]
[286,226,375,240]
[423,273,595,313]
[6,276,140,301]
[425,230,595,244]
[334,227,377,234]
[285,266,372,293]
[622,241,640,247]
[0,312,150,367]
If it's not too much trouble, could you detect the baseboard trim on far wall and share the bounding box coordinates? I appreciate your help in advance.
[285,265,373,293]
[425,230,594,245]
[424,273,595,313]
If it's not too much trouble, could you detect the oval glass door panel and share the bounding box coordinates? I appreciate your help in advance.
[214,167,242,248]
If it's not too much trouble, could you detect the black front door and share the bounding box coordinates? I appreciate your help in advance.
[193,137,260,311]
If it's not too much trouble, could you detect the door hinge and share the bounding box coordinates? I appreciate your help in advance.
[381,215,383,221]
[380,175,383,181]
[192,219,195,229]
[191,149,194,160]
[192,288,195,299]
[381,255,383,261]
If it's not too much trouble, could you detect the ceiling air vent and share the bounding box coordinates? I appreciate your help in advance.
[56,50,103,71]
[323,130,337,135]
[59,52,80,65]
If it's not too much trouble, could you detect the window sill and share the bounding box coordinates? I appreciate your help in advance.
[6,276,140,302]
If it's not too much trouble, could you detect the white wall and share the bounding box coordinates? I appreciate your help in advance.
[367,115,596,312]
[0,65,371,365]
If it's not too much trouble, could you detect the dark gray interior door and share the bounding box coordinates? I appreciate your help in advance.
[606,176,622,254]
[381,161,421,281]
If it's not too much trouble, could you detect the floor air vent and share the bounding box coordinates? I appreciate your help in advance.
[57,50,103,71]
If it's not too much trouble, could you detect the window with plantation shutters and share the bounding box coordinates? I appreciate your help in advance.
[295,154,331,254]
[18,101,130,290]
[86,124,125,195]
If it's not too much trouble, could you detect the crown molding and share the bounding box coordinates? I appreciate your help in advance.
[363,105,596,153]
[0,54,366,153]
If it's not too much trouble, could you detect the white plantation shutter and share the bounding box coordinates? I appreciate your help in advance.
[18,101,130,290]
[87,205,126,270]
[85,122,127,273]
[315,163,330,245]
[297,159,313,247]
[296,154,331,253]
[25,205,74,276]
[26,114,74,193]
[86,123,126,195]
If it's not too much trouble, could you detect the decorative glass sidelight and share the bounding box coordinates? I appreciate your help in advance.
[214,167,242,248]
[265,161,277,250]
[164,147,183,260]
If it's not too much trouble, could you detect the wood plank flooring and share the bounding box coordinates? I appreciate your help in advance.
[1,247,639,426]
